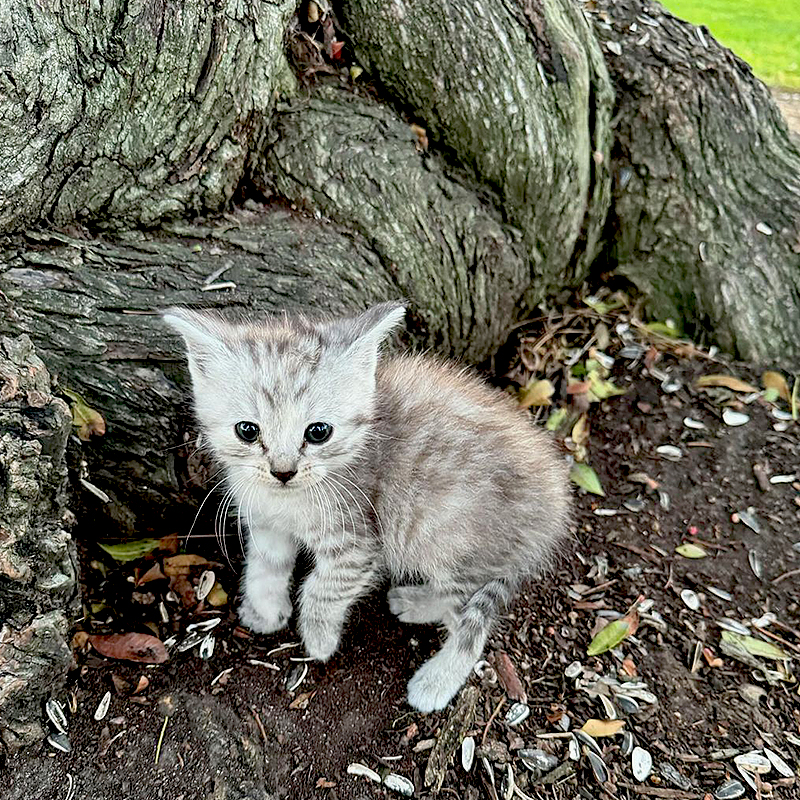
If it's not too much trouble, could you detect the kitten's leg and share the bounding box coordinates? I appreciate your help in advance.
[388,585,459,626]
[299,546,380,662]
[238,530,296,635]
[407,579,513,713]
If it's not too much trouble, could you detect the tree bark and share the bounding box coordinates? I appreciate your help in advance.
[0,335,78,752]
[587,0,800,363]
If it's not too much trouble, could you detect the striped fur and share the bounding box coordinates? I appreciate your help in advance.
[164,302,570,712]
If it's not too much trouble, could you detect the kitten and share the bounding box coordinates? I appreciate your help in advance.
[164,302,570,712]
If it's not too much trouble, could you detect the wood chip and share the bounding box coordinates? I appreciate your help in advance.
[424,685,479,791]
[494,651,527,703]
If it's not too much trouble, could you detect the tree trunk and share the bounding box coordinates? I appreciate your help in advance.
[588,0,800,364]
[0,336,78,752]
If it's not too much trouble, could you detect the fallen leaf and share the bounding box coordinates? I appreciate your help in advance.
[721,632,790,661]
[494,650,527,704]
[206,582,229,607]
[571,414,589,446]
[71,631,89,650]
[762,371,790,402]
[136,563,167,585]
[695,374,759,393]
[645,320,681,338]
[329,40,344,59]
[570,463,605,496]
[621,657,637,676]
[98,539,161,563]
[163,554,210,577]
[675,543,708,559]
[62,388,106,440]
[316,778,337,789]
[89,633,168,664]
[702,647,723,668]
[581,719,625,737]
[567,380,591,395]
[587,617,633,656]
[519,378,554,408]
[289,691,317,709]
[545,407,568,432]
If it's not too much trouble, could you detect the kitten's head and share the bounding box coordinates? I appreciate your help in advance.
[164,302,405,491]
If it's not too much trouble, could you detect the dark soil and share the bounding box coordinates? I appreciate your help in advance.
[5,353,799,800]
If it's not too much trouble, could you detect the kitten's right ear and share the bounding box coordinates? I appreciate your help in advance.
[162,307,229,374]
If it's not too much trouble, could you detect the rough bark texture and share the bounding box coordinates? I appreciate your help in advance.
[339,0,614,286]
[0,206,520,535]
[0,0,296,231]
[0,335,78,752]
[588,0,800,365]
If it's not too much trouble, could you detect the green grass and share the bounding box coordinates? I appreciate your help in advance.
[663,0,800,88]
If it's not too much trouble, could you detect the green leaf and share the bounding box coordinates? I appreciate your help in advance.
[587,619,631,656]
[519,378,554,408]
[99,539,161,563]
[545,407,568,432]
[62,387,107,441]
[675,543,707,559]
[645,320,681,338]
[570,463,605,496]
[721,632,790,661]
[761,387,779,403]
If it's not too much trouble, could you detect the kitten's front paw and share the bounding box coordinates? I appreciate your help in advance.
[238,593,292,635]
[300,617,341,662]
[407,653,469,713]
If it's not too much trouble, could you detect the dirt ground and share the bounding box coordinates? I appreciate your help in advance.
[5,307,799,800]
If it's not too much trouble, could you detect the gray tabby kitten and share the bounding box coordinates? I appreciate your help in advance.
[165,302,569,712]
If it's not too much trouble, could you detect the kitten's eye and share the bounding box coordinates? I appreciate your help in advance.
[304,422,333,444]
[234,421,260,443]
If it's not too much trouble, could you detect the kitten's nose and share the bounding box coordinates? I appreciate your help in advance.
[270,469,297,484]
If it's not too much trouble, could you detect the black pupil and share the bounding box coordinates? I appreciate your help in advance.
[235,421,259,442]
[305,422,332,444]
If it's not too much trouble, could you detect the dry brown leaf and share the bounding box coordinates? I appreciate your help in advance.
[571,414,589,446]
[158,532,180,555]
[136,563,167,586]
[71,631,90,651]
[315,778,337,789]
[519,378,554,408]
[163,554,210,577]
[494,650,527,704]
[762,371,790,402]
[621,657,637,677]
[581,719,625,737]
[89,633,168,664]
[695,374,759,393]
[289,691,316,709]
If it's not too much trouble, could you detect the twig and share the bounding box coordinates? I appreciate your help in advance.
[773,567,800,585]
[250,705,268,744]
[481,697,506,746]
[617,781,702,799]
[753,626,800,654]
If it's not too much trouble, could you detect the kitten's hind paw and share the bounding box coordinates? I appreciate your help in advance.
[238,594,292,635]
[300,617,341,662]
[388,585,450,625]
[406,652,470,712]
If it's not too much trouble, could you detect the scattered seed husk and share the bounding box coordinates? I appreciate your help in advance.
[769,474,797,483]
[660,763,692,790]
[186,617,221,633]
[632,746,653,781]
[285,663,309,692]
[199,633,215,660]
[518,749,558,774]
[680,589,700,611]
[714,778,746,799]
[734,751,772,775]
[574,729,603,756]
[565,661,583,679]
[176,631,206,652]
[598,695,617,720]
[658,490,671,510]
[568,734,581,761]
[413,739,436,753]
[772,407,793,421]
[347,763,381,783]
[676,543,707,559]
[708,587,733,601]
[748,550,763,579]
[619,344,645,360]
[737,509,761,534]
[621,731,635,757]
[461,736,475,772]
[47,733,71,753]
[723,409,750,427]
[505,702,530,727]
[46,698,68,734]
[587,750,608,783]
[593,508,618,516]
[501,764,515,800]
[763,748,794,777]
[736,765,758,792]
[656,445,682,460]
[622,497,645,513]
[94,690,111,721]
[683,417,706,430]
[718,618,751,636]
[383,772,414,796]
[617,695,641,715]
[196,570,215,601]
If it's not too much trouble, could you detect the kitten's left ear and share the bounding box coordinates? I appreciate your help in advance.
[326,301,406,369]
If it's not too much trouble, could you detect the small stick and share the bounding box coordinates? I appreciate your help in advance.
[481,697,507,746]
[154,715,169,765]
